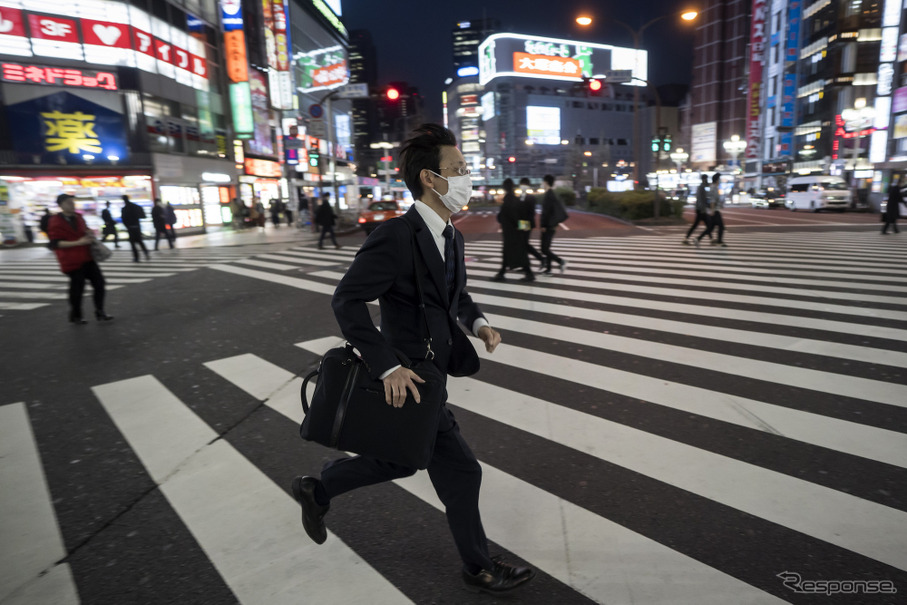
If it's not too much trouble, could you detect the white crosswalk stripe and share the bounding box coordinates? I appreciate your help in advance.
[4,229,906,603]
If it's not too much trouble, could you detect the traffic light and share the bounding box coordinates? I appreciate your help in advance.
[588,78,603,96]
[651,136,661,153]
[386,87,400,101]
[662,134,672,152]
[507,156,516,163]
[309,151,320,167]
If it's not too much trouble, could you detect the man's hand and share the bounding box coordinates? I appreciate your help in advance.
[382,367,425,408]
[477,325,502,353]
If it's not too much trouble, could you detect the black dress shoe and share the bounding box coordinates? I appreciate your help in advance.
[291,476,329,544]
[69,316,88,325]
[95,311,114,321]
[462,556,535,594]
[490,273,505,282]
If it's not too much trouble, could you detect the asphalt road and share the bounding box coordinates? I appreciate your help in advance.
[2,219,906,605]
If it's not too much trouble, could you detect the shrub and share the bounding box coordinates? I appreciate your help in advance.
[587,188,677,220]
[555,187,577,207]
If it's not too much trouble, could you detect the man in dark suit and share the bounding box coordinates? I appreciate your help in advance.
[292,124,535,595]
[518,177,545,266]
[540,174,567,274]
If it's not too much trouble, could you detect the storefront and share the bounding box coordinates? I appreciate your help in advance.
[241,157,285,208]
[152,153,238,234]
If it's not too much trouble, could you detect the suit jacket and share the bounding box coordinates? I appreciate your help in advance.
[332,206,483,380]
[540,189,559,228]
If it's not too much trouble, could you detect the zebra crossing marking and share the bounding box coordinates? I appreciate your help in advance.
[206,351,785,604]
[92,375,412,605]
[0,403,79,605]
[290,337,907,572]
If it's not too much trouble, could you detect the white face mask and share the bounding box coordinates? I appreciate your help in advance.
[429,171,472,214]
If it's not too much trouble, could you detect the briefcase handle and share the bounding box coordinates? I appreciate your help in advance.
[300,369,319,414]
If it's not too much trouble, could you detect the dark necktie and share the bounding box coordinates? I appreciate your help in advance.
[442,225,455,298]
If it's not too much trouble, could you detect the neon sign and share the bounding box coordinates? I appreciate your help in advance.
[1,62,117,90]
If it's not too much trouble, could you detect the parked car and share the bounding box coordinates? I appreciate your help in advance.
[786,175,851,211]
[357,200,406,234]
[751,188,786,209]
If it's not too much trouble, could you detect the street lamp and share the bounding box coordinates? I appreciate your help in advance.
[723,135,747,194]
[575,10,698,188]
[669,147,689,173]
[841,97,875,185]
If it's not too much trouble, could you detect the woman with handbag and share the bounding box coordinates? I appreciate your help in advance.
[47,193,114,324]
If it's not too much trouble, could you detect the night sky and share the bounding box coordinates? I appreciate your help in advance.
[340,0,697,122]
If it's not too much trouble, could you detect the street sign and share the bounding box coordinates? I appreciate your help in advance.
[307,119,326,138]
[334,83,369,99]
[603,69,632,83]
[309,103,323,118]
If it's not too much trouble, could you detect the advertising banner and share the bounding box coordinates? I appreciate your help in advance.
[6,91,128,164]
[479,33,642,87]
[296,45,348,92]
[745,0,767,160]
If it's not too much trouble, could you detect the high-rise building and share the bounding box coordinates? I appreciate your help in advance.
[793,0,881,184]
[687,0,750,172]
[349,29,378,178]
[452,19,500,74]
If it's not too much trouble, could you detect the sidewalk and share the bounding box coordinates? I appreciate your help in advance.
[0,223,363,261]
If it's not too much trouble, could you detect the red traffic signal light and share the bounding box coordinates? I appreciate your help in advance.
[589,79,602,92]
[508,156,516,163]
[386,87,400,101]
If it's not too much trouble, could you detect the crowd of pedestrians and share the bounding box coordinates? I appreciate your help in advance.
[684,173,728,247]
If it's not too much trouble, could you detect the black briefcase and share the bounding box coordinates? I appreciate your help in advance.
[300,344,446,469]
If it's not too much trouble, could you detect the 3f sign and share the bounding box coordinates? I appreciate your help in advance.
[40,19,71,38]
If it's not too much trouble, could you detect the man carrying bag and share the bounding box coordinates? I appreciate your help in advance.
[292,124,534,595]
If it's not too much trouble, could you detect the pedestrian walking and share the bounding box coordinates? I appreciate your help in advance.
[100,201,120,248]
[270,199,283,227]
[39,207,53,236]
[882,173,904,234]
[165,202,178,242]
[315,192,340,249]
[297,192,309,229]
[285,201,293,227]
[151,199,175,250]
[121,195,150,262]
[540,174,568,273]
[47,193,113,324]
[518,177,545,266]
[255,198,266,229]
[683,174,713,245]
[291,123,533,595]
[492,178,534,282]
[697,173,727,247]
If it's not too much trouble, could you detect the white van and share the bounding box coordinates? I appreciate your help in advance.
[786,175,852,211]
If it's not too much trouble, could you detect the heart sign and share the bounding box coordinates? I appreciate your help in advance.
[93,24,121,46]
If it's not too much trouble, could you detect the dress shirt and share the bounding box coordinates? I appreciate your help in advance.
[377,201,490,379]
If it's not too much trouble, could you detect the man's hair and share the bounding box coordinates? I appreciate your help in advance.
[519,177,531,186]
[712,173,720,182]
[122,194,130,203]
[543,174,554,187]
[399,123,457,200]
[56,193,73,206]
[701,174,709,183]
[503,178,514,193]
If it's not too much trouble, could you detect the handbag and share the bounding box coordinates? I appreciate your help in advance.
[299,219,448,469]
[90,240,112,262]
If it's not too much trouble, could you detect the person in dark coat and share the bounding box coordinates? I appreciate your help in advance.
[518,177,545,266]
[492,179,534,282]
[151,199,174,250]
[539,174,567,274]
[165,202,178,240]
[121,195,150,262]
[47,193,113,324]
[290,123,533,596]
[315,193,340,249]
[882,174,903,234]
[683,174,713,244]
[270,199,283,227]
[100,201,119,248]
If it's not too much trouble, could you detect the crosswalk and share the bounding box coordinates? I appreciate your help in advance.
[2,229,907,604]
[0,244,323,316]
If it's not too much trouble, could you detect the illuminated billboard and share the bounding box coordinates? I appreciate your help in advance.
[526,106,560,145]
[479,33,645,86]
[296,45,348,92]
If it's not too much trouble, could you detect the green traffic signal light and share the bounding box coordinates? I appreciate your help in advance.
[651,137,660,153]
[663,136,672,152]
[309,153,320,167]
